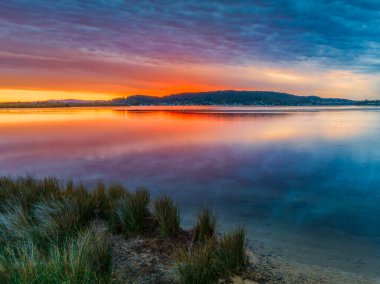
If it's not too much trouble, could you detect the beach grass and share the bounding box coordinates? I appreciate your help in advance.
[0,176,247,283]
[117,188,150,237]
[0,230,112,284]
[153,196,181,237]
[104,183,129,233]
[176,214,246,283]
[216,228,246,276]
[177,239,218,284]
[193,208,217,243]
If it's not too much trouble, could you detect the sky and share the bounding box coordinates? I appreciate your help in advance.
[0,0,379,102]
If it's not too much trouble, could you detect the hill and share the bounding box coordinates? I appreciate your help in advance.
[2,90,379,108]
[112,90,354,106]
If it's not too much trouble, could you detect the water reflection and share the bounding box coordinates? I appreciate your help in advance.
[1,106,380,277]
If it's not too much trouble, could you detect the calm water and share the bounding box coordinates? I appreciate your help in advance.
[1,106,380,278]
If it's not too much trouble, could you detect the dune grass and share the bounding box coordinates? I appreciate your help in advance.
[0,176,61,211]
[104,183,129,233]
[153,196,180,237]
[193,208,217,243]
[0,176,248,283]
[0,177,112,283]
[0,230,112,284]
[216,228,246,276]
[177,240,218,284]
[117,188,150,237]
[176,214,246,283]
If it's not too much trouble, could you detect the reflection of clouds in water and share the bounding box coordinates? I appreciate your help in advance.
[2,107,380,275]
[1,109,380,236]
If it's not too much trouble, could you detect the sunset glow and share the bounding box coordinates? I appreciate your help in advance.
[1,2,380,279]
[0,1,379,102]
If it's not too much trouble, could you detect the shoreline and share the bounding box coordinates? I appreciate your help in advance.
[246,250,378,284]
[92,219,378,284]
[1,177,379,283]
[96,215,380,284]
[2,105,380,111]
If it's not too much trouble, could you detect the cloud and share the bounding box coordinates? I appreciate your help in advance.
[0,1,379,68]
[0,1,379,99]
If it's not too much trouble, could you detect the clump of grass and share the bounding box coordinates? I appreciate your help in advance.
[0,199,95,252]
[105,183,128,233]
[0,177,114,283]
[216,228,246,276]
[69,229,113,281]
[0,176,61,212]
[0,176,248,283]
[117,188,150,237]
[0,203,34,243]
[0,230,112,284]
[193,208,217,243]
[175,206,246,282]
[0,240,42,284]
[64,183,96,224]
[177,240,218,284]
[93,182,109,218]
[153,196,180,237]
[108,183,128,200]
[32,198,88,246]
[0,178,98,252]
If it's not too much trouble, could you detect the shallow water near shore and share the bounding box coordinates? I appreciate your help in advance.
[1,106,380,280]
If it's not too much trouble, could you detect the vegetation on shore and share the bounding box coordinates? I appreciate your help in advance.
[0,176,246,283]
[2,90,380,108]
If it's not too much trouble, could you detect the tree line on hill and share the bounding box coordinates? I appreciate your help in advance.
[1,90,379,108]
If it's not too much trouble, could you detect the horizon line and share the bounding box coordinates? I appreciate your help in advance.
[0,89,370,104]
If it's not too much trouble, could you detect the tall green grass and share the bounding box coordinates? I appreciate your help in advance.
[153,196,180,237]
[33,198,87,245]
[64,183,96,224]
[0,230,112,284]
[216,228,246,276]
[193,208,217,243]
[0,186,96,250]
[0,177,113,283]
[0,176,249,283]
[117,188,150,237]
[0,203,34,243]
[0,176,61,212]
[177,240,218,284]
[177,210,246,283]
[93,182,108,218]
[103,183,129,233]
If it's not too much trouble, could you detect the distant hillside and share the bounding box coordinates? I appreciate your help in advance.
[2,90,378,108]
[112,90,354,106]
[0,100,107,108]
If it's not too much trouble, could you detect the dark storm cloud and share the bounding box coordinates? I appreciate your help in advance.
[0,0,379,71]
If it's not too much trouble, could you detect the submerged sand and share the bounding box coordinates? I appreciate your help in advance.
[244,249,378,284]
[92,220,379,284]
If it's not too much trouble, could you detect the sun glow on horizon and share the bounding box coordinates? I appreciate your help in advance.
[0,1,379,102]
[0,62,379,103]
[0,89,118,102]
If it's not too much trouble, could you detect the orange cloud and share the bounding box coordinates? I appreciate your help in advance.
[0,56,379,102]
